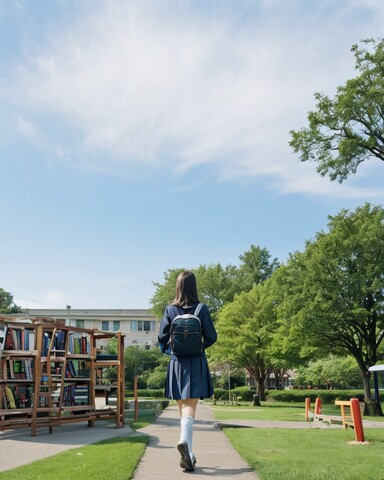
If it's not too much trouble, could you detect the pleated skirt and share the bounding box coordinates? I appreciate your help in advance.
[165,353,214,400]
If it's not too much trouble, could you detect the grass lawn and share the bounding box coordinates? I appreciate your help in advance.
[0,409,157,480]
[125,410,159,430]
[226,427,384,480]
[209,402,384,479]
[210,401,384,423]
[211,401,307,422]
[0,436,147,480]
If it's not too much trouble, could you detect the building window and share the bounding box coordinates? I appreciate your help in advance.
[113,320,120,331]
[76,320,84,328]
[102,321,109,331]
[131,320,155,332]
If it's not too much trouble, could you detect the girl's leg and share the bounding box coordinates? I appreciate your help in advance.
[176,398,199,470]
[177,397,199,418]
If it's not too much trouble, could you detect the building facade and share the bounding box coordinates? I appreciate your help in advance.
[21,308,159,350]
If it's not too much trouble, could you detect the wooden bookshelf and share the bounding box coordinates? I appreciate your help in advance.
[0,318,125,436]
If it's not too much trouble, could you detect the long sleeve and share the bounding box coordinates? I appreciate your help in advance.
[201,305,217,349]
[158,306,172,346]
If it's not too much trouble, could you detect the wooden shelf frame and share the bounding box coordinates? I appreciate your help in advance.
[0,318,125,436]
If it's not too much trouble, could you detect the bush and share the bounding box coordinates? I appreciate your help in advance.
[213,388,229,401]
[126,389,165,398]
[232,386,255,402]
[146,370,167,389]
[266,389,365,404]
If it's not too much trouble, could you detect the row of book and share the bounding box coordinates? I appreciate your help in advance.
[68,333,90,355]
[42,330,66,356]
[0,385,33,409]
[6,358,34,380]
[0,327,35,351]
[61,384,90,407]
[66,360,90,378]
[0,327,91,356]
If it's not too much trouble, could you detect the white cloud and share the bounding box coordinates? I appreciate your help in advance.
[16,115,36,139]
[15,290,66,309]
[6,0,384,198]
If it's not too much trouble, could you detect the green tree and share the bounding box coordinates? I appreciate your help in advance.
[212,282,278,401]
[238,245,280,290]
[295,356,362,390]
[290,38,384,182]
[124,347,164,389]
[150,245,279,320]
[0,288,21,314]
[150,264,242,321]
[276,203,384,414]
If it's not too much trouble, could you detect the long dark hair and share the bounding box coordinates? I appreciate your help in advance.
[171,271,199,307]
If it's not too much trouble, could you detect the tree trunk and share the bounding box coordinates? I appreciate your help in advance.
[361,370,383,416]
[257,380,266,401]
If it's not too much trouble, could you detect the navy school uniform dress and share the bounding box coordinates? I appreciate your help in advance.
[158,302,217,400]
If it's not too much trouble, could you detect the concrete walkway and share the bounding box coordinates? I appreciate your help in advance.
[133,403,259,479]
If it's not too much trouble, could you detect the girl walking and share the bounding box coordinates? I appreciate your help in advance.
[158,271,217,472]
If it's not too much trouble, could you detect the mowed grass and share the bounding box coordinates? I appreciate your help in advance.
[211,401,307,422]
[210,401,384,423]
[210,402,384,479]
[0,436,147,480]
[226,427,384,480]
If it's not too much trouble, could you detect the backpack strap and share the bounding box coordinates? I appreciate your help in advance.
[193,303,203,317]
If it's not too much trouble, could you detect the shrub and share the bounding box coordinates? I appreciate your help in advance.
[126,389,165,398]
[266,389,365,403]
[232,386,255,402]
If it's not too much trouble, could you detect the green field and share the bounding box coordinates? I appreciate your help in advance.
[0,436,147,480]
[210,402,384,480]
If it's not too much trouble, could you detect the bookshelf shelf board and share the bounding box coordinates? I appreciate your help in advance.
[2,350,38,357]
[61,405,94,411]
[67,354,94,359]
[4,379,34,383]
[0,408,34,414]
[65,377,91,382]
[94,361,119,367]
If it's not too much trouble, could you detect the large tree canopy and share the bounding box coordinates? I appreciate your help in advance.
[275,203,384,414]
[150,245,279,320]
[290,38,384,182]
[212,283,276,401]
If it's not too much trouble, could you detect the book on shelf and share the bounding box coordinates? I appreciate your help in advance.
[0,325,7,351]
[66,359,90,378]
[74,384,90,405]
[5,327,15,350]
[96,353,118,361]
[3,385,33,409]
[2,327,36,351]
[68,332,90,355]
[6,358,34,380]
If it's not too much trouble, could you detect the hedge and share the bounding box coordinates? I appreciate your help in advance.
[126,389,165,398]
[266,389,365,403]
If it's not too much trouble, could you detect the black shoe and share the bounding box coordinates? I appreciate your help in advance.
[177,441,194,472]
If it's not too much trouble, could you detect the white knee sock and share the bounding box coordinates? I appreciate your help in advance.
[179,416,194,456]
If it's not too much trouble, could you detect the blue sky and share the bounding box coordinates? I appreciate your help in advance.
[1,0,384,309]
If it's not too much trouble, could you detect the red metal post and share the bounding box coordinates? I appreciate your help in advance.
[350,398,365,442]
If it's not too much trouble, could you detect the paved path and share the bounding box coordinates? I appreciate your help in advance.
[133,403,259,479]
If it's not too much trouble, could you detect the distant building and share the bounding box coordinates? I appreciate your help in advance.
[20,308,159,350]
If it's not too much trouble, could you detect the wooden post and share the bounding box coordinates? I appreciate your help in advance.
[350,398,365,442]
[305,397,311,422]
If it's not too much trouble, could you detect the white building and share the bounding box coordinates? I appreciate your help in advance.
[21,308,159,350]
